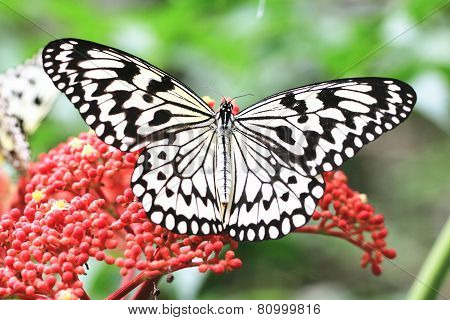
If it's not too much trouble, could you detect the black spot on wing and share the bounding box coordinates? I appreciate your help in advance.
[12,91,23,99]
[302,130,320,162]
[316,86,338,105]
[293,100,307,114]
[157,171,166,180]
[273,126,295,145]
[184,194,192,206]
[340,109,358,129]
[280,92,308,114]
[287,175,297,184]
[34,96,42,106]
[318,117,337,144]
[297,114,308,123]
[280,92,296,108]
[122,107,144,137]
[158,151,167,160]
[148,109,172,126]
[147,75,175,94]
[143,93,153,103]
[166,188,174,197]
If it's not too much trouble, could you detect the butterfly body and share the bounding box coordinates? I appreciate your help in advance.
[215,100,234,208]
[42,38,416,241]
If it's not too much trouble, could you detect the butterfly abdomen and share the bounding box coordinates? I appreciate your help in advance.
[215,101,234,209]
[216,127,232,207]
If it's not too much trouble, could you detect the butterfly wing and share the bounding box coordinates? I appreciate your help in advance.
[227,129,324,241]
[43,39,222,233]
[42,39,215,152]
[235,78,416,176]
[131,125,223,235]
[0,94,31,171]
[0,51,59,134]
[0,51,58,171]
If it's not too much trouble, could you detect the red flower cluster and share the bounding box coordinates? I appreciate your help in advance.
[0,133,241,300]
[0,169,15,213]
[297,171,396,275]
[0,99,397,299]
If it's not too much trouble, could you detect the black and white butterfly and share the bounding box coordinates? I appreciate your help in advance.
[42,39,416,241]
[0,52,59,171]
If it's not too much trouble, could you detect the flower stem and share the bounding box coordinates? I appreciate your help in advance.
[296,226,368,252]
[106,271,148,300]
[80,288,91,300]
[407,217,450,300]
[132,277,161,300]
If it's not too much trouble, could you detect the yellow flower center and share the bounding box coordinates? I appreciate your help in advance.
[68,138,83,149]
[49,199,68,213]
[32,190,44,202]
[359,193,368,204]
[55,289,78,300]
[81,144,95,156]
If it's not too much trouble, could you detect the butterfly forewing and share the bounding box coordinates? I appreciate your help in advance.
[41,39,215,153]
[42,38,222,236]
[235,78,416,176]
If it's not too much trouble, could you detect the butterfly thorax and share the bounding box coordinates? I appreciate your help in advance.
[215,101,234,212]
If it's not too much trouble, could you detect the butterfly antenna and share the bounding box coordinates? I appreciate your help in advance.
[231,93,254,102]
[202,85,226,102]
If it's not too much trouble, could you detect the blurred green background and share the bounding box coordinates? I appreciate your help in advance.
[0,0,449,299]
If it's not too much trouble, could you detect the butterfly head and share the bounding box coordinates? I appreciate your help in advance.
[219,100,233,113]
[218,100,233,127]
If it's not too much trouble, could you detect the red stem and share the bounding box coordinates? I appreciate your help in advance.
[119,268,137,288]
[296,226,371,253]
[108,247,163,300]
[80,288,91,300]
[15,293,49,300]
[107,264,196,300]
[132,276,162,300]
[106,271,150,300]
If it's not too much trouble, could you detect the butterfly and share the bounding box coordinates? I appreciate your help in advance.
[42,38,416,241]
[0,51,59,171]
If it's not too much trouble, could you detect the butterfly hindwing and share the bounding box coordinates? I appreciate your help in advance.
[235,78,416,176]
[42,38,215,153]
[227,129,325,241]
[131,125,223,235]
